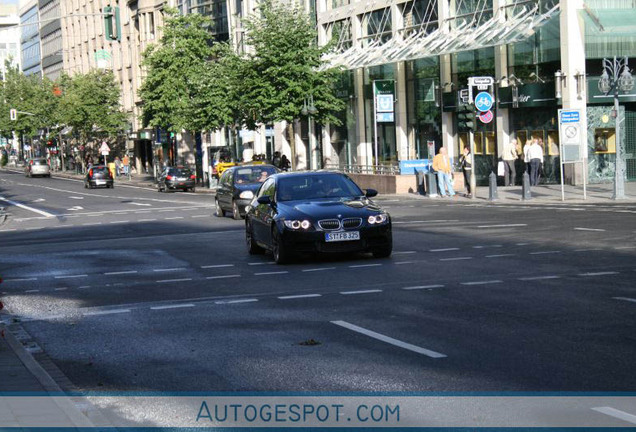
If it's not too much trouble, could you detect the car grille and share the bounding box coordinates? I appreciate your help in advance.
[318,219,340,230]
[342,218,362,229]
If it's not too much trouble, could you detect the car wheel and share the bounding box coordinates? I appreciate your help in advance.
[232,200,242,220]
[272,228,289,264]
[246,221,264,255]
[372,242,393,259]
[215,198,226,217]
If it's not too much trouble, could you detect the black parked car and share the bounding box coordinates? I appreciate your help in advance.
[84,165,114,189]
[216,164,278,220]
[245,171,392,264]
[157,166,196,192]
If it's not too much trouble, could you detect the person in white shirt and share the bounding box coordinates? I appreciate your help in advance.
[502,139,518,186]
[528,139,544,186]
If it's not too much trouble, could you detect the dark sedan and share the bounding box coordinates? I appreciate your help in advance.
[84,165,114,189]
[158,167,196,192]
[245,171,392,264]
[215,164,278,220]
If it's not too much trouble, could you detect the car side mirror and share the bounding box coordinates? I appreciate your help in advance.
[365,188,378,198]
[257,195,271,205]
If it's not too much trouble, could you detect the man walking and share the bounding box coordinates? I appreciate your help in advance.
[432,147,455,198]
[528,139,544,186]
[502,139,518,186]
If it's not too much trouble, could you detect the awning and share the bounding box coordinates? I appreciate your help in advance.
[580,5,636,36]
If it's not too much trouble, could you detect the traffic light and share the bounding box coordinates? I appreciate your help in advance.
[457,103,476,132]
[104,6,121,41]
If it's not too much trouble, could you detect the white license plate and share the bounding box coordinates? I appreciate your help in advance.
[325,231,360,242]
[178,177,187,181]
[95,180,106,185]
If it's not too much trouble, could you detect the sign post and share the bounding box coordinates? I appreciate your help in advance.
[558,109,586,201]
[372,80,395,170]
[467,77,495,199]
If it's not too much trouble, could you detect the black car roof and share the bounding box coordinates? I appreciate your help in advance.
[269,170,344,180]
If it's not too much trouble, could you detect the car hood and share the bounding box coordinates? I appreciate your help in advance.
[279,197,384,220]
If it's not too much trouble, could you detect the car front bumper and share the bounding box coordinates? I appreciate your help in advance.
[279,223,392,254]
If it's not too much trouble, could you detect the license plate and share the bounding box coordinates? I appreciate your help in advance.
[96,180,105,185]
[178,177,187,181]
[325,231,360,242]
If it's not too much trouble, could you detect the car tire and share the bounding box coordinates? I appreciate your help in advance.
[272,228,289,264]
[372,242,393,259]
[215,198,226,217]
[232,201,242,220]
[246,221,264,255]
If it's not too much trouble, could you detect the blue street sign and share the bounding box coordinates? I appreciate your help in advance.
[376,112,394,122]
[376,94,394,113]
[560,110,580,123]
[474,92,494,112]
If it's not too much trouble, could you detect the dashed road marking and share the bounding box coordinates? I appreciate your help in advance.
[486,254,516,258]
[156,278,192,283]
[104,270,138,275]
[430,248,460,252]
[3,278,37,282]
[153,268,186,272]
[530,251,562,255]
[25,289,40,293]
[578,271,619,277]
[278,294,322,300]
[150,304,196,310]
[574,248,603,252]
[206,274,241,280]
[191,215,208,218]
[201,264,235,269]
[109,220,129,224]
[83,309,131,316]
[518,275,560,281]
[613,297,636,304]
[349,264,382,268]
[138,219,157,222]
[254,271,289,276]
[461,280,503,286]
[302,267,336,272]
[248,262,276,266]
[393,251,417,255]
[440,257,472,261]
[54,287,68,291]
[54,274,88,279]
[574,227,606,232]
[340,289,383,295]
[403,285,444,290]
[478,224,527,228]
[215,299,258,305]
[165,217,184,220]
[394,261,414,265]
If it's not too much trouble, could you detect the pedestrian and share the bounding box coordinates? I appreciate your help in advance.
[432,147,455,198]
[280,154,291,171]
[459,145,472,197]
[502,139,518,186]
[523,139,532,174]
[528,139,544,186]
[122,154,130,176]
[115,157,122,177]
[272,151,281,168]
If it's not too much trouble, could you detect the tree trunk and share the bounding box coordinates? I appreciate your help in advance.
[287,121,296,171]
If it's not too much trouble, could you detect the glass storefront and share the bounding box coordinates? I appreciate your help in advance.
[366,65,397,166]
[407,57,441,159]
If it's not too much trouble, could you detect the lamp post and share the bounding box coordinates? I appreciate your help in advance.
[598,56,634,200]
[301,94,318,170]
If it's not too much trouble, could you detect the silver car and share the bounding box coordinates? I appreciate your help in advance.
[25,158,51,177]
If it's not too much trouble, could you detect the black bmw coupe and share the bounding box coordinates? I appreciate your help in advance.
[245,171,392,264]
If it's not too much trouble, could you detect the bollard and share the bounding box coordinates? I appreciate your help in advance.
[426,171,438,198]
[416,169,426,195]
[488,171,498,201]
[522,172,532,200]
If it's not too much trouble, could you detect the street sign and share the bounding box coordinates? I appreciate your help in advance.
[459,89,470,104]
[376,112,394,122]
[10,109,17,121]
[376,94,394,113]
[474,92,494,112]
[471,76,495,86]
[478,110,494,124]
[100,141,110,156]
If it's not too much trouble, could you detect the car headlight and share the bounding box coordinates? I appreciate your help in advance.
[368,214,388,224]
[239,190,254,199]
[284,220,312,230]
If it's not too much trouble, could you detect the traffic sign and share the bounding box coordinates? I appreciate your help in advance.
[474,92,494,112]
[470,76,494,86]
[478,110,494,124]
[376,112,394,122]
[100,141,110,156]
[10,108,17,121]
[376,94,394,113]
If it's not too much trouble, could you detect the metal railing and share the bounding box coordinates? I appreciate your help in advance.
[323,163,400,175]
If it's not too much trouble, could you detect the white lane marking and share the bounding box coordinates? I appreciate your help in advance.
[430,248,459,252]
[206,275,241,280]
[129,202,152,206]
[254,271,289,276]
[0,229,17,232]
[54,287,68,291]
[486,254,516,258]
[591,407,636,425]
[67,206,84,211]
[83,309,131,316]
[278,294,322,300]
[461,280,503,286]
[477,224,527,228]
[153,268,186,272]
[516,243,529,246]
[393,251,417,255]
[578,272,619,277]
[104,270,138,275]
[529,251,562,255]
[191,215,208,218]
[78,286,91,289]
[25,289,40,293]
[574,227,606,232]
[332,320,446,358]
[68,196,84,200]
[615,246,636,250]
[440,257,473,261]
[302,267,336,272]
[394,261,414,265]
[109,220,129,224]
[215,298,258,304]
[248,262,276,266]
[25,227,43,231]
[165,216,184,220]
[82,222,103,226]
[340,289,383,295]
[138,219,157,222]
[150,304,196,310]
[54,274,87,279]
[349,264,383,268]
[518,275,560,281]
[0,196,55,217]
[32,198,45,202]
[473,245,502,249]
[201,264,235,269]
[574,248,603,252]
[403,285,444,290]
[156,278,192,283]
[3,277,38,282]
[613,297,636,303]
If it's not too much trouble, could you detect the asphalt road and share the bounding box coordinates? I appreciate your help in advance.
[1,168,636,394]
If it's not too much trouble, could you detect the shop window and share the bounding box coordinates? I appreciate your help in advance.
[594,128,616,154]
[516,130,528,147]
[531,130,544,142]
[485,132,495,155]
[458,132,469,157]
[474,132,484,154]
[547,131,559,156]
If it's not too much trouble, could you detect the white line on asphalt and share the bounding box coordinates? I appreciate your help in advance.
[473,245,503,249]
[574,248,603,252]
[278,294,322,300]
[591,407,636,425]
[518,275,560,281]
[0,229,17,232]
[248,262,276,266]
[574,227,606,232]
[516,243,529,246]
[578,272,619,277]
[104,270,138,275]
[83,309,131,316]
[3,277,37,282]
[254,271,289,276]
[165,217,184,220]
[82,222,102,226]
[68,196,84,200]
[206,275,241,280]
[429,248,460,252]
[302,267,336,272]
[54,287,68,291]
[486,254,516,258]
[461,280,503,286]
[138,219,157,222]
[394,261,414,265]
[77,286,91,289]
[340,289,383,295]
[156,278,193,283]
[54,274,87,279]
[440,257,473,261]
[403,285,444,290]
[0,196,55,218]
[331,320,447,358]
[529,251,562,255]
[150,304,196,310]
[393,251,417,255]
[129,202,152,206]
[191,215,208,218]
[25,289,40,293]
[613,297,636,303]
[477,224,527,228]
[615,246,636,250]
[153,268,186,272]
[349,264,383,268]
[109,220,129,224]
[215,299,258,304]
[201,264,235,269]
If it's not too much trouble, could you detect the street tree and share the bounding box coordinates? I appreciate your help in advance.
[240,0,345,168]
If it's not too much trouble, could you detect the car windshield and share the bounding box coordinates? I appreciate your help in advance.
[169,168,192,177]
[92,167,108,173]
[234,166,276,185]
[33,159,47,166]
[277,174,363,201]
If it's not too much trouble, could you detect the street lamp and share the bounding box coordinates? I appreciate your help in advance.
[301,95,318,170]
[598,56,634,200]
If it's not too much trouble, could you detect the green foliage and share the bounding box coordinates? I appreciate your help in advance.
[0,151,7,167]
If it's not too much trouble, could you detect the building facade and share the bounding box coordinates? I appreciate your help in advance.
[20,0,41,77]
[0,4,21,79]
[39,0,64,80]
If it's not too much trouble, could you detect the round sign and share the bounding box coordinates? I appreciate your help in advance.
[478,110,494,124]
[475,92,494,112]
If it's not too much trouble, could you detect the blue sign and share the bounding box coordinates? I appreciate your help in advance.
[376,112,394,122]
[474,92,494,112]
[560,110,580,123]
[399,159,431,175]
[376,94,394,113]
